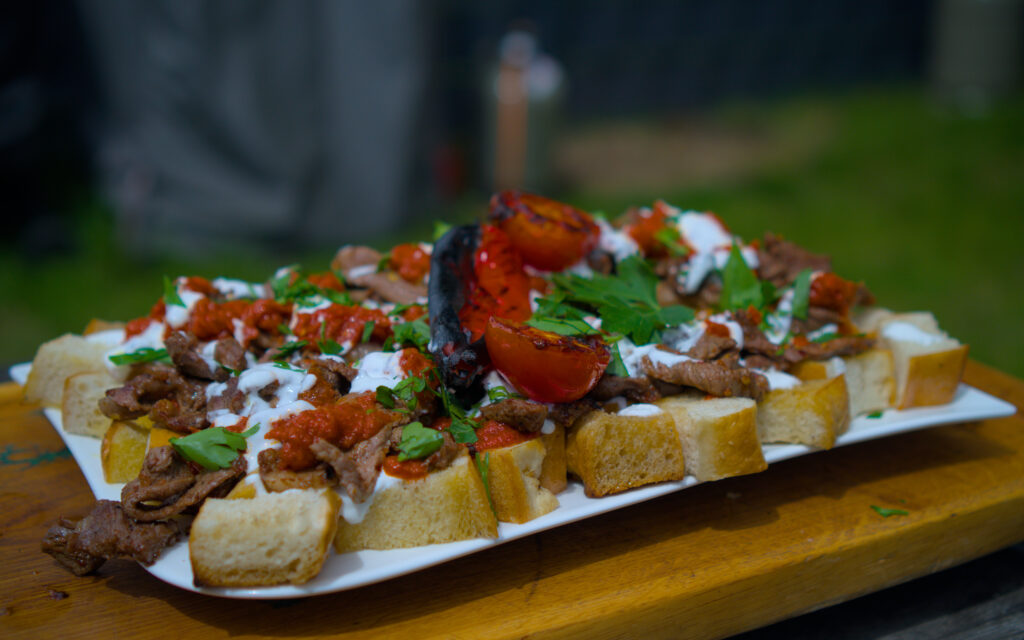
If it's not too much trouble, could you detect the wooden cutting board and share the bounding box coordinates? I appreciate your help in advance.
[1,360,1022,640]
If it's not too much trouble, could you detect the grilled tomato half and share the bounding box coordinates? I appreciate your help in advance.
[489,190,599,272]
[484,316,609,403]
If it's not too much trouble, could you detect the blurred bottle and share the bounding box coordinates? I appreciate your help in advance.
[930,0,1022,114]
[484,28,565,192]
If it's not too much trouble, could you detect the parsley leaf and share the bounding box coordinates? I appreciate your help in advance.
[272,361,305,372]
[525,316,596,336]
[866,410,884,419]
[654,227,689,257]
[274,340,307,360]
[376,386,396,409]
[108,347,171,366]
[429,370,478,444]
[871,505,909,517]
[391,318,431,350]
[486,385,522,403]
[433,220,453,241]
[361,321,376,344]
[318,324,344,355]
[607,341,629,377]
[791,269,813,320]
[397,422,443,461]
[475,451,494,514]
[811,332,840,344]
[719,243,763,311]
[163,276,185,307]
[169,426,256,471]
[549,255,693,344]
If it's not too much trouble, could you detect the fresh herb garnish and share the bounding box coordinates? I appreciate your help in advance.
[376,253,391,273]
[270,265,352,307]
[163,276,185,307]
[607,341,630,377]
[654,227,689,257]
[396,421,443,461]
[277,322,293,336]
[549,255,693,344]
[376,375,427,413]
[810,332,840,344]
[389,318,431,351]
[274,340,307,360]
[871,505,909,517]
[169,425,258,471]
[361,321,376,344]
[108,347,171,366]
[433,220,453,241]
[791,269,813,320]
[486,385,522,403]
[475,451,494,514]
[719,243,763,311]
[429,370,478,444]
[317,324,344,356]
[866,410,884,419]
[524,316,596,337]
[272,361,305,372]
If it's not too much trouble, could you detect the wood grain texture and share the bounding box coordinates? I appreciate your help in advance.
[1,360,1021,640]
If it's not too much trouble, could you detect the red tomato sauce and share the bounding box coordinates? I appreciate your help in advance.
[389,243,431,283]
[809,272,859,314]
[704,320,732,338]
[473,420,537,451]
[268,391,401,470]
[305,271,345,292]
[291,304,390,346]
[382,455,428,480]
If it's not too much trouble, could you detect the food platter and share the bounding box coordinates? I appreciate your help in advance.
[11,362,1016,600]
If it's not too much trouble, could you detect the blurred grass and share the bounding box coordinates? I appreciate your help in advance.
[2,87,1022,378]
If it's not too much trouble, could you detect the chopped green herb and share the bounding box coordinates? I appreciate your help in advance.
[361,321,376,344]
[169,426,257,471]
[397,421,443,461]
[376,386,396,409]
[272,361,305,373]
[391,318,431,350]
[811,332,840,344]
[486,385,521,403]
[108,347,171,366]
[791,269,813,320]
[654,227,689,257]
[318,324,344,356]
[277,322,293,336]
[549,255,693,345]
[273,340,307,360]
[475,451,494,514]
[376,253,391,273]
[525,316,596,336]
[433,220,453,241]
[866,411,884,419]
[607,341,630,377]
[719,243,763,311]
[429,370,478,444]
[871,505,909,517]
[163,276,185,307]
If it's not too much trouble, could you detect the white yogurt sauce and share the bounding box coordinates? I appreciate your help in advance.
[882,321,945,346]
[349,351,407,394]
[618,403,663,417]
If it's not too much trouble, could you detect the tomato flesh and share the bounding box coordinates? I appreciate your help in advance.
[484,316,609,403]
[459,225,532,341]
[489,190,599,271]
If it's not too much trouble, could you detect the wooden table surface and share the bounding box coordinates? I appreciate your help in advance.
[1,361,1022,640]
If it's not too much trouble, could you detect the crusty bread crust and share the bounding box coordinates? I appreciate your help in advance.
[898,344,969,409]
[333,452,497,552]
[657,394,766,482]
[486,438,559,524]
[540,423,567,494]
[756,376,851,449]
[566,409,686,497]
[190,489,341,587]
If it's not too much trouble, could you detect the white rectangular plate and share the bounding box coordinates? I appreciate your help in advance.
[12,362,1016,599]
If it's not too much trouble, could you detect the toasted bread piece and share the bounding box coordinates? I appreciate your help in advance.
[147,426,177,450]
[566,406,686,497]
[875,313,968,409]
[756,376,851,449]
[334,452,497,552]
[539,423,567,494]
[61,370,118,437]
[190,489,340,587]
[657,394,766,482]
[23,334,112,407]
[83,318,125,335]
[791,349,895,417]
[101,420,150,483]
[484,438,559,524]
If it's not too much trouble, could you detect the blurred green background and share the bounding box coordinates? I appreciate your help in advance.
[3,87,1022,378]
